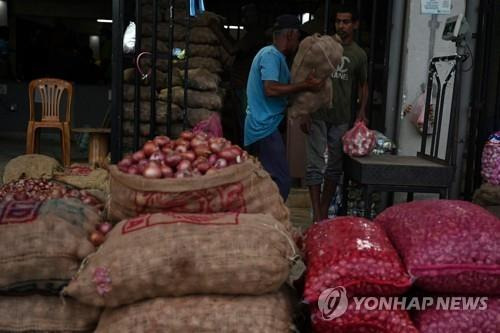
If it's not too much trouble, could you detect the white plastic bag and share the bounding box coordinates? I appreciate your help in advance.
[123,22,136,54]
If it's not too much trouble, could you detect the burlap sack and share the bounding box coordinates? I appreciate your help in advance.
[142,23,187,41]
[187,108,215,127]
[123,67,181,89]
[54,168,110,194]
[108,157,290,226]
[473,183,500,207]
[159,86,223,110]
[96,292,293,333]
[123,100,180,124]
[0,295,101,332]
[123,84,153,102]
[123,121,168,137]
[178,68,221,91]
[141,54,223,73]
[0,199,101,294]
[3,154,62,184]
[288,33,343,119]
[64,212,296,307]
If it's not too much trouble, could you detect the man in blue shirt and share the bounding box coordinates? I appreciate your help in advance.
[244,15,324,200]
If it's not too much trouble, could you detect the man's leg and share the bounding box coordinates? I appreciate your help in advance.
[304,119,327,222]
[320,123,349,220]
[252,130,291,201]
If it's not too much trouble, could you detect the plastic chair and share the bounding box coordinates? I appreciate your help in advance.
[26,78,73,166]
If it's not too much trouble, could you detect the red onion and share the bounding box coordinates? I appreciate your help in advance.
[177,159,192,172]
[205,168,218,175]
[149,151,165,162]
[190,137,206,148]
[175,139,190,148]
[165,153,182,167]
[127,165,140,175]
[175,145,188,153]
[196,162,211,174]
[195,132,209,140]
[153,135,170,147]
[208,154,218,166]
[137,159,149,173]
[161,146,174,155]
[218,148,238,161]
[50,188,63,198]
[160,164,174,178]
[209,141,224,153]
[89,230,105,247]
[192,156,207,168]
[132,150,146,161]
[143,162,162,179]
[180,131,194,141]
[194,145,211,157]
[98,222,112,235]
[142,141,158,157]
[118,157,133,171]
[181,151,196,162]
[214,158,228,169]
[175,170,192,178]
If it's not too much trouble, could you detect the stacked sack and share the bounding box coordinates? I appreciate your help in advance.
[375,200,500,333]
[302,216,417,332]
[63,132,301,332]
[0,199,102,332]
[122,0,234,149]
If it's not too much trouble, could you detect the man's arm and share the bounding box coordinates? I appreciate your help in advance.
[356,80,369,122]
[264,71,325,97]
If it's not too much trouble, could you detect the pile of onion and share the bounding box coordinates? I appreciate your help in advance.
[0,178,103,211]
[117,131,249,179]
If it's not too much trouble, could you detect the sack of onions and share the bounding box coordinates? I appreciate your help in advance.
[109,132,290,230]
[0,199,102,294]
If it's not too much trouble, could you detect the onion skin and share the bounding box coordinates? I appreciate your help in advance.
[214,158,228,169]
[143,162,162,179]
[149,151,165,162]
[142,141,158,157]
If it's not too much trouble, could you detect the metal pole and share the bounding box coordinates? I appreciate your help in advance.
[323,0,330,35]
[166,0,174,137]
[183,0,190,130]
[149,0,158,138]
[133,0,142,150]
[367,0,377,124]
[111,0,124,163]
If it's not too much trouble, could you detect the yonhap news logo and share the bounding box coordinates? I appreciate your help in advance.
[317,287,489,321]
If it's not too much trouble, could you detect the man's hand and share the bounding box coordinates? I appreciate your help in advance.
[304,69,325,92]
[299,114,312,134]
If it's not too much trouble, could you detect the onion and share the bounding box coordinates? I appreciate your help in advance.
[205,168,218,175]
[181,151,196,162]
[191,137,206,148]
[218,148,238,161]
[137,159,149,173]
[196,162,211,174]
[195,132,209,140]
[132,150,146,161]
[149,151,165,162]
[142,141,158,157]
[89,231,105,247]
[50,188,63,198]
[175,170,192,178]
[214,158,228,169]
[175,144,188,153]
[153,135,170,147]
[98,222,112,235]
[193,156,207,168]
[208,154,218,166]
[177,159,192,172]
[165,153,182,167]
[209,141,224,153]
[14,192,28,200]
[127,165,140,175]
[180,131,194,140]
[161,146,174,155]
[194,145,211,157]
[143,162,162,178]
[69,189,80,198]
[175,139,190,148]
[160,164,173,178]
[118,157,133,171]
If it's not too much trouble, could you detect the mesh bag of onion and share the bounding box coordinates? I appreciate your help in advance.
[96,292,293,333]
[64,212,298,307]
[311,301,419,333]
[0,295,101,333]
[303,217,412,303]
[0,199,101,294]
[376,200,500,295]
[412,297,500,333]
[109,132,290,230]
[481,131,500,185]
[342,121,376,157]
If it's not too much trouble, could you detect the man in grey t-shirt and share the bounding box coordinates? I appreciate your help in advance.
[300,5,369,222]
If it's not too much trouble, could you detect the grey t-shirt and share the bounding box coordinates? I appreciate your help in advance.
[313,41,367,125]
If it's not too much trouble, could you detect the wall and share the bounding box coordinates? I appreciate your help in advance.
[396,0,466,157]
[0,81,110,132]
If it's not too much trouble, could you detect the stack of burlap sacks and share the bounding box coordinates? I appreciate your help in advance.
[0,199,103,332]
[62,157,300,332]
[122,0,234,149]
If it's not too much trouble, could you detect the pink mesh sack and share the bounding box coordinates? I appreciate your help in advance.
[311,302,418,333]
[376,200,500,295]
[412,297,500,333]
[192,112,223,138]
[342,121,376,157]
[481,131,500,185]
[303,217,412,303]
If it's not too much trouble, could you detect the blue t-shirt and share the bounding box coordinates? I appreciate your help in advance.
[244,45,290,146]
